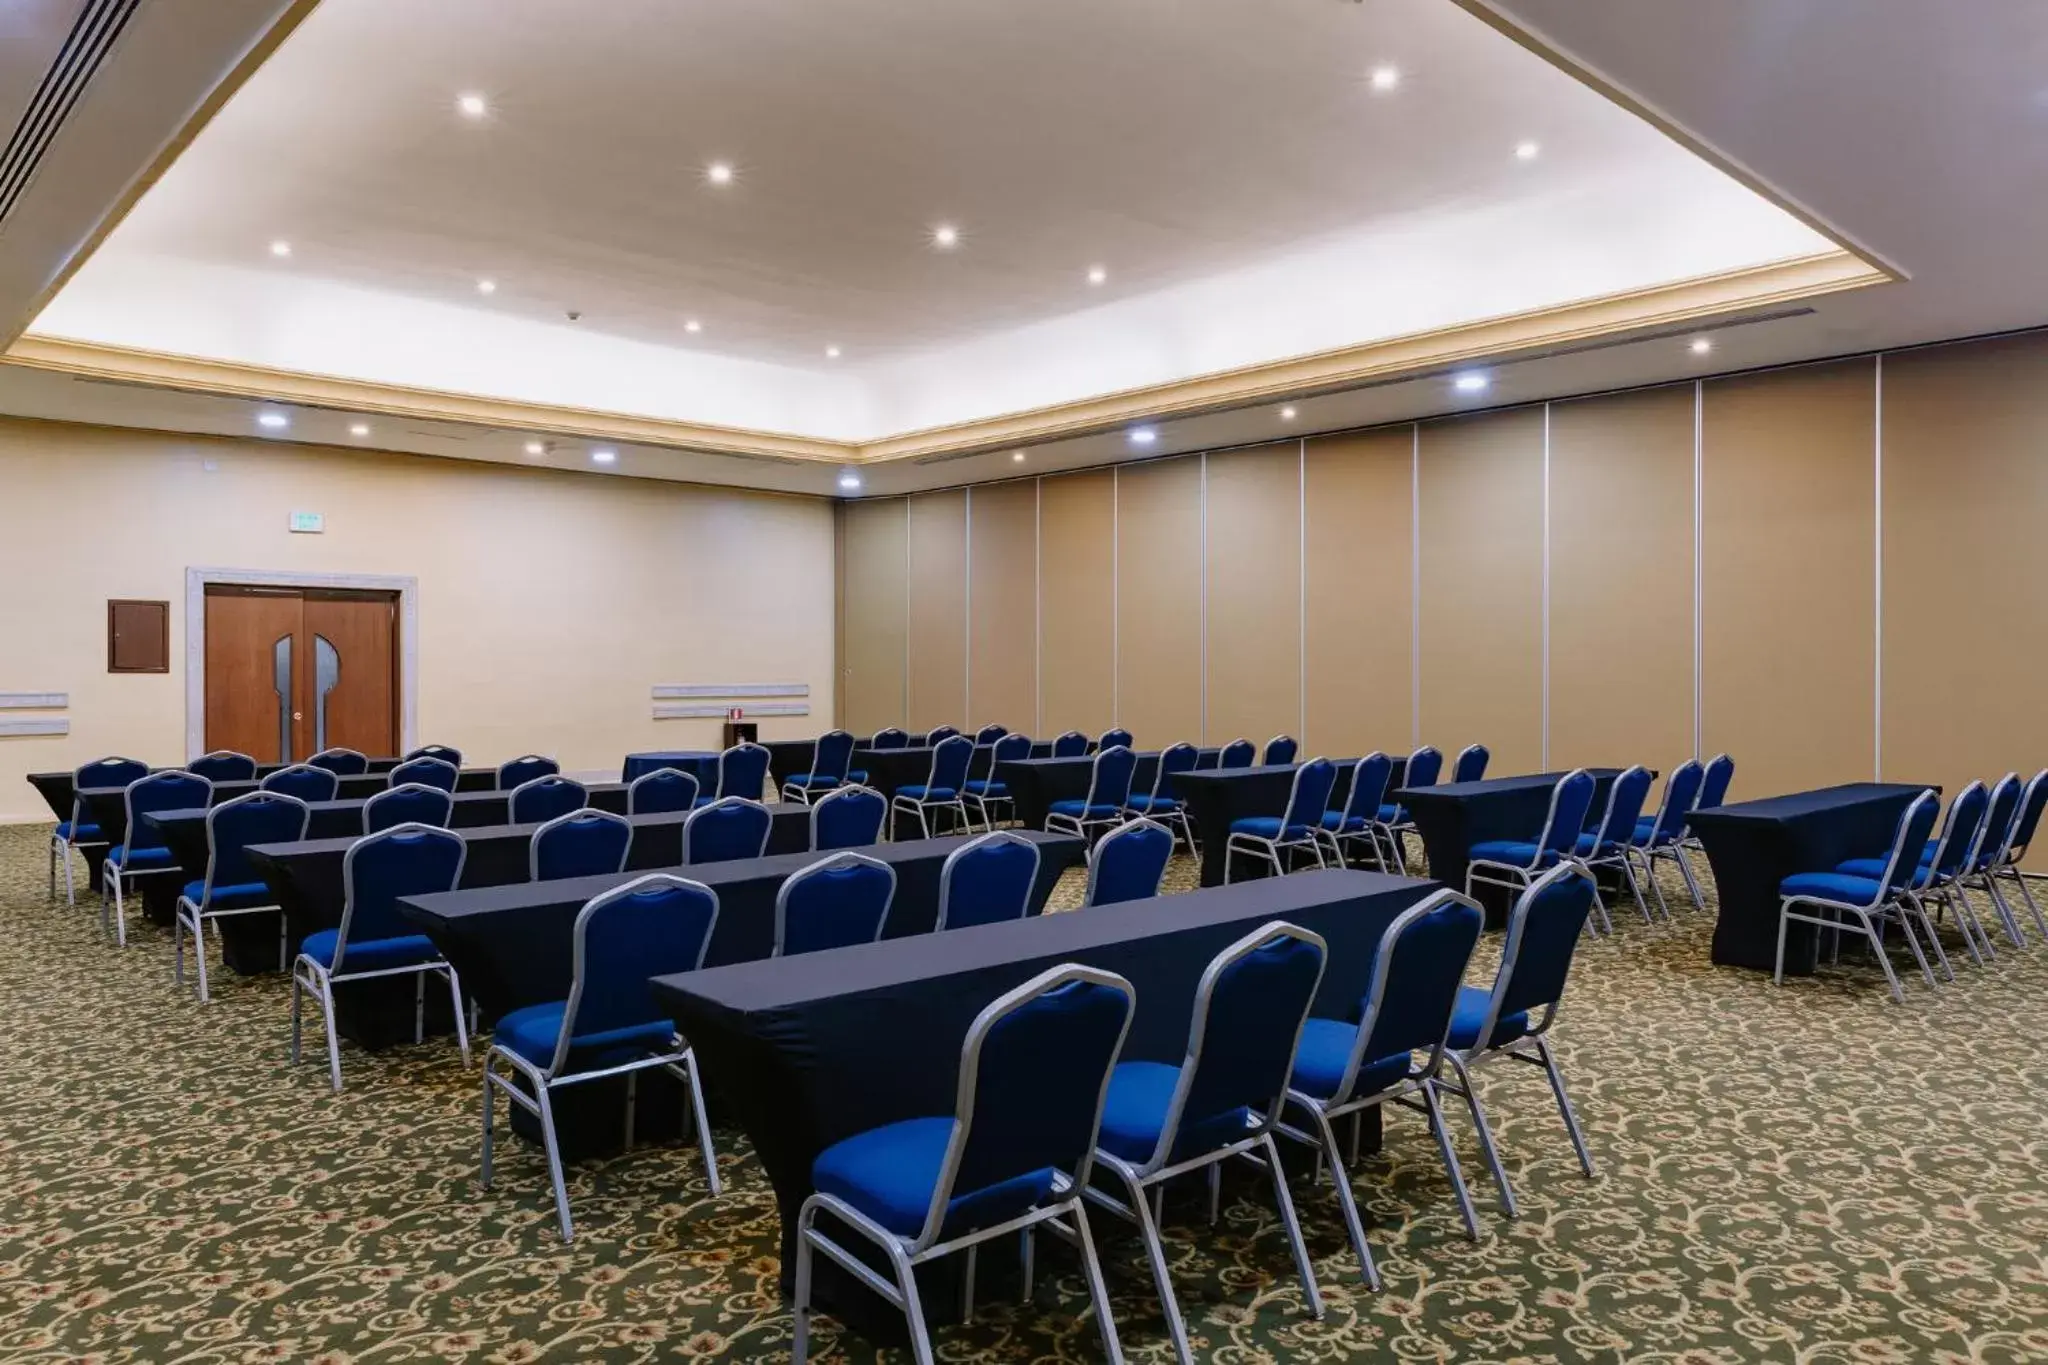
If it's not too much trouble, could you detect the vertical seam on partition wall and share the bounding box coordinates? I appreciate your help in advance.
[1298,438,1307,747]
[1873,354,1884,781]
[901,498,910,728]
[1541,404,1552,770]
[1410,425,1421,748]
[1034,477,1043,738]
[1693,381,1704,760]
[1200,452,1210,745]
[1112,465,1121,728]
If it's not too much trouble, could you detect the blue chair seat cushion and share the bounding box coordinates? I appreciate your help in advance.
[1447,985,1529,1050]
[1320,810,1366,833]
[1780,871,1884,905]
[106,844,175,871]
[1125,794,1180,813]
[846,770,869,784]
[1229,816,1316,840]
[1469,840,1555,867]
[898,785,959,802]
[1049,799,1122,820]
[492,1001,679,1072]
[786,773,842,789]
[964,780,1009,796]
[300,929,444,974]
[812,1115,1056,1238]
[1377,805,1407,824]
[55,821,102,842]
[180,880,275,910]
[1572,832,1625,857]
[1098,1062,1257,1166]
[1290,1018,1414,1101]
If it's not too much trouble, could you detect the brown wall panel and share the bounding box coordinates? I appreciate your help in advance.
[1205,443,1302,752]
[967,480,1038,733]
[1304,428,1414,758]
[1417,408,1545,772]
[1038,471,1116,740]
[1549,385,1695,775]
[841,498,908,735]
[1882,334,2048,844]
[1116,457,1205,747]
[1702,359,1875,796]
[906,490,968,731]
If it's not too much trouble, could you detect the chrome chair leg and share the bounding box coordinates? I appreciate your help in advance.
[1534,1037,1597,1179]
[1444,1053,1517,1218]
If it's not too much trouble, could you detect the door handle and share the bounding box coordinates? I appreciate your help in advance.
[271,634,294,763]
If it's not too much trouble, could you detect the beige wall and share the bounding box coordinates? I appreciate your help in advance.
[0,419,837,822]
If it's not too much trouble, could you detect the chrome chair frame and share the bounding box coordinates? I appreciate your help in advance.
[891,736,975,838]
[188,749,259,782]
[174,791,311,1003]
[683,797,774,864]
[1082,817,1173,907]
[937,830,1043,930]
[1575,764,1656,934]
[1464,768,1594,903]
[1986,768,2048,944]
[1050,730,1090,758]
[104,770,214,948]
[529,807,633,881]
[1775,790,1941,1004]
[773,851,897,956]
[1383,744,1443,873]
[364,781,455,833]
[780,730,856,805]
[261,762,342,802]
[508,774,589,826]
[1044,745,1139,844]
[389,755,460,793]
[627,766,700,816]
[1318,752,1395,872]
[496,754,561,790]
[965,733,1033,831]
[308,746,370,775]
[1222,758,1335,882]
[717,741,774,801]
[50,755,147,904]
[1123,740,1199,855]
[810,784,887,851]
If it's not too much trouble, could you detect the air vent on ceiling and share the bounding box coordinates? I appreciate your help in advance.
[0,0,144,227]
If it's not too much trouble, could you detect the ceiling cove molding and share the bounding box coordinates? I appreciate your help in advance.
[5,249,1883,466]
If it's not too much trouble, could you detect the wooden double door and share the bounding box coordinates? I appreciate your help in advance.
[204,586,400,764]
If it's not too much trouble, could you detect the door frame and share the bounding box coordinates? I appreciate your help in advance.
[185,566,419,760]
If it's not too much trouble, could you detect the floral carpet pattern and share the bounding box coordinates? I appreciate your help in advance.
[3,820,2047,1362]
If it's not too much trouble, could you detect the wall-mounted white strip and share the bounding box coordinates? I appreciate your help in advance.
[652,683,809,699]
[0,718,69,737]
[654,702,811,720]
[0,692,67,709]
[1872,353,1884,781]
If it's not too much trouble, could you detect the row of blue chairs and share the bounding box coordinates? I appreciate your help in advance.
[792,862,1601,1363]
[1778,770,2048,1002]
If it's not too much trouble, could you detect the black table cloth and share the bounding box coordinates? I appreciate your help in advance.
[997,748,1225,831]
[652,867,1433,1298]
[1172,758,1386,886]
[1688,783,1932,974]
[620,751,723,787]
[1390,770,1626,922]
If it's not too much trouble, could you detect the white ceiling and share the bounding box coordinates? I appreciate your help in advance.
[23,0,1830,442]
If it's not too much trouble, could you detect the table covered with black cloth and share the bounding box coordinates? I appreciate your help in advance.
[1688,783,1932,974]
[1389,769,1626,922]
[651,866,1433,1300]
[620,751,723,786]
[995,748,1225,831]
[1172,758,1386,886]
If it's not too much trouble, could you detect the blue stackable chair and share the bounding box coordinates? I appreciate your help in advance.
[406,743,464,768]
[1988,769,2048,944]
[1051,730,1089,758]
[389,756,460,793]
[793,964,1134,1365]
[684,797,773,864]
[509,774,586,825]
[1123,740,1199,854]
[1776,789,1942,1004]
[628,767,700,816]
[1320,752,1395,871]
[1283,889,1487,1285]
[309,747,370,776]
[1836,781,1988,977]
[1261,734,1298,766]
[965,733,1033,831]
[1089,924,1326,1359]
[1045,745,1138,843]
[716,742,773,801]
[1380,744,1442,873]
[1958,772,2027,949]
[531,808,633,881]
[892,736,975,838]
[1083,818,1173,907]
[1217,738,1257,769]
[812,785,888,851]
[188,750,257,783]
[1682,753,1736,854]
[937,831,1041,929]
[262,763,340,803]
[1465,769,1597,903]
[869,727,911,751]
[925,725,962,745]
[774,852,896,956]
[1451,743,1490,783]
[174,791,311,1003]
[497,754,560,790]
[365,782,454,833]
[1632,760,1706,913]
[481,874,723,1241]
[1440,862,1602,1217]
[1098,727,1134,752]
[51,755,148,903]
[972,724,1009,745]
[1572,764,1656,932]
[782,731,857,804]
[291,822,470,1091]
[1223,757,1338,881]
[104,770,212,947]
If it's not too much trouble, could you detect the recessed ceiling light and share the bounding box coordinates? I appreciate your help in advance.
[1012,451,1027,463]
[257,410,289,430]
[1129,426,1157,447]
[838,471,862,490]
[348,422,370,437]
[1514,141,1540,161]
[1690,337,1714,355]
[591,448,617,465]
[1369,65,1401,91]
[457,92,487,119]
[1280,405,1298,421]
[477,278,497,295]
[825,344,842,359]
[706,161,735,186]
[932,223,961,249]
[523,440,545,457]
[269,240,291,258]
[684,318,702,334]
[1453,372,1489,393]
[1087,264,1108,286]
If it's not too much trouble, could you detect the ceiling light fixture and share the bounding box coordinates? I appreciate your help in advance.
[1690,337,1714,355]
[348,422,370,437]
[932,223,960,249]
[477,278,497,295]
[706,161,735,186]
[838,471,863,490]
[1129,426,1157,447]
[1453,372,1489,393]
[591,448,618,465]
[1514,140,1540,161]
[523,440,545,457]
[1280,405,1298,421]
[1369,65,1401,91]
[257,410,289,430]
[1086,264,1108,286]
[457,92,487,119]
[684,318,702,334]
[269,240,291,258]
[825,344,842,359]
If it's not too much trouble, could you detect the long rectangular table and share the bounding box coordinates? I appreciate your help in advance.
[996,749,1224,830]
[651,867,1434,1298]
[619,751,723,785]
[1688,783,1932,974]
[1172,758,1388,886]
[1391,769,1626,921]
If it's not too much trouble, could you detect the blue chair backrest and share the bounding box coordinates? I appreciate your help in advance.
[77,757,149,809]
[1218,739,1257,768]
[1452,744,1490,783]
[1085,819,1173,906]
[309,748,369,776]
[2008,769,2048,859]
[871,728,910,750]
[1052,730,1089,758]
[406,744,463,767]
[125,772,213,853]
[339,823,465,952]
[1340,752,1393,821]
[812,785,886,850]
[555,875,718,1070]
[1346,892,1485,1097]
[813,730,857,781]
[718,743,772,799]
[775,852,896,956]
[1698,753,1735,808]
[991,732,1033,765]
[390,756,459,792]
[1405,745,1444,788]
[935,966,1134,1244]
[203,791,310,893]
[629,767,700,815]
[510,775,586,825]
[532,808,632,881]
[1590,765,1654,849]
[1084,745,1139,810]
[1099,728,1134,751]
[1975,773,2023,871]
[188,750,256,782]
[262,764,339,803]
[1536,770,1597,856]
[498,755,559,790]
[974,724,1008,745]
[927,725,962,744]
[927,735,975,793]
[1651,760,1705,842]
[1154,924,1325,1166]
[364,782,453,833]
[939,831,1041,929]
[684,797,772,864]
[1281,757,1338,833]
[1877,791,1942,896]
[1479,864,1598,1045]
[1927,781,1988,881]
[1262,735,1298,766]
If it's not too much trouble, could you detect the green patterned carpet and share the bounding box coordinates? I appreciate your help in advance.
[3,821,2047,1363]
